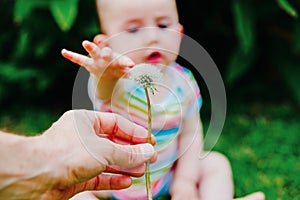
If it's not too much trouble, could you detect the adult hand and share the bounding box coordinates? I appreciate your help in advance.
[0,110,155,200]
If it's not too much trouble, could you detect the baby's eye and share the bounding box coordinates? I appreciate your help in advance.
[127,27,139,33]
[158,23,169,29]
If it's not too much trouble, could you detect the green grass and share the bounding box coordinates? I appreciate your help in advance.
[1,102,299,199]
[211,102,300,199]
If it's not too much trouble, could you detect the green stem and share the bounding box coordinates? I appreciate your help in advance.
[144,87,153,200]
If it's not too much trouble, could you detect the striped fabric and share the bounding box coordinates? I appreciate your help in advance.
[88,62,202,199]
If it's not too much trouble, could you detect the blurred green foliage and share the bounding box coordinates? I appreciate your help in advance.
[0,0,99,110]
[177,0,300,106]
[1,0,300,109]
[226,0,300,103]
[0,107,59,135]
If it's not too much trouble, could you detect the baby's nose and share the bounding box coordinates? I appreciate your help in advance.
[144,27,159,45]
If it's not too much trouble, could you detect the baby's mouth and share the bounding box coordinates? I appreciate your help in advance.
[147,52,162,64]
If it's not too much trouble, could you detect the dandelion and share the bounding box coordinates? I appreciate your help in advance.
[129,63,163,200]
[130,63,163,95]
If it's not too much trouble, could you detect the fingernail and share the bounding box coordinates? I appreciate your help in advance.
[140,143,154,159]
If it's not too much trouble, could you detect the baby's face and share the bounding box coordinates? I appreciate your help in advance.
[97,0,183,66]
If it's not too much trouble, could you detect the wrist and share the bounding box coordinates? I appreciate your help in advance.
[37,131,68,185]
[0,133,55,198]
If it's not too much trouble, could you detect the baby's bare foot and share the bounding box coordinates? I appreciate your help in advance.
[234,191,265,200]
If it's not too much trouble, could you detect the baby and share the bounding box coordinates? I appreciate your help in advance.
[62,0,265,199]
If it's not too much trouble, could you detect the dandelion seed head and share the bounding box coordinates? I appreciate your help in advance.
[129,63,163,94]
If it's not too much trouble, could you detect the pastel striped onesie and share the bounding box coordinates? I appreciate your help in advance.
[88,62,202,199]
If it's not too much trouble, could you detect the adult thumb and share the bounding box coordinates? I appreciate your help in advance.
[108,143,155,168]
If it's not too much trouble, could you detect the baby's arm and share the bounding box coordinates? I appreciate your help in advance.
[61,40,134,101]
[170,113,203,199]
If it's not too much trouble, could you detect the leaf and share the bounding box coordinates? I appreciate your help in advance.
[34,39,52,59]
[0,63,37,82]
[225,48,256,86]
[49,0,79,32]
[15,31,29,58]
[276,0,298,18]
[0,62,50,91]
[14,0,48,23]
[232,0,256,54]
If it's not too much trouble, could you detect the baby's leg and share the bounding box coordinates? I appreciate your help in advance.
[197,151,234,200]
[197,151,265,200]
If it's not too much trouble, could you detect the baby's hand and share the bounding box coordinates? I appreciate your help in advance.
[61,40,134,79]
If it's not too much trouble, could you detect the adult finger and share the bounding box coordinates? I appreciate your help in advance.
[104,149,157,176]
[106,142,155,168]
[69,174,132,197]
[94,112,156,145]
[105,164,146,177]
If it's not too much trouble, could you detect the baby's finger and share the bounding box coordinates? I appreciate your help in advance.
[93,34,108,47]
[113,53,135,68]
[82,40,102,60]
[101,47,113,61]
[108,67,129,78]
[61,49,94,68]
